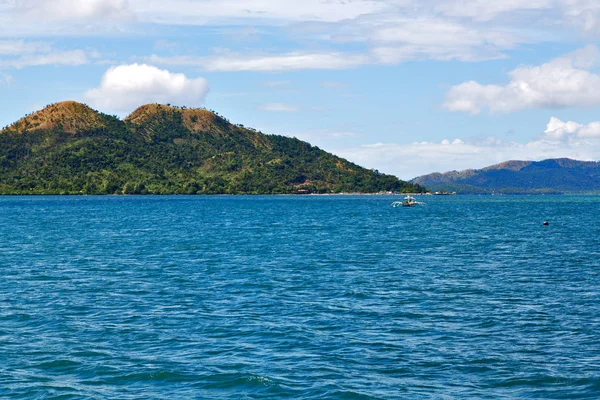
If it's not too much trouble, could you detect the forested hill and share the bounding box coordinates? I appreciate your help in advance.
[0,101,425,195]
[411,158,600,194]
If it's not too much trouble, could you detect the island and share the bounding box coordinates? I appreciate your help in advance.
[0,101,426,195]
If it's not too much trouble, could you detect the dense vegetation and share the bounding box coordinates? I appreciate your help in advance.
[0,102,425,195]
[412,158,600,194]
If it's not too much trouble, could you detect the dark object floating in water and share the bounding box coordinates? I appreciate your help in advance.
[543,221,549,226]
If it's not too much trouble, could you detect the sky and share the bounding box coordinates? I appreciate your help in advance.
[1,0,600,179]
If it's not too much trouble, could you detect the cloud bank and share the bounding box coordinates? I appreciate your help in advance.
[334,117,600,179]
[2,1,600,67]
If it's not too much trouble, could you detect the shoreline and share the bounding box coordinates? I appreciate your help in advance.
[0,192,599,197]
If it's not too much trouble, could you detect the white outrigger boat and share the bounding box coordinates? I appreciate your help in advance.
[391,195,425,208]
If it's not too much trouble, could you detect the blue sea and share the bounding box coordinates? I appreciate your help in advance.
[1,195,599,399]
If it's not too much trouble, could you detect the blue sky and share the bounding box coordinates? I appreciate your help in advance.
[1,0,600,179]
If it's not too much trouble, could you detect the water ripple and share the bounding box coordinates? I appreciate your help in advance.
[1,195,599,398]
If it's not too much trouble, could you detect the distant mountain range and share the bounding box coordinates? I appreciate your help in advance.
[411,158,600,194]
[0,101,425,195]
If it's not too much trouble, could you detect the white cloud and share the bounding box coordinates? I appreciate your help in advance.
[0,0,133,36]
[0,49,89,68]
[15,0,132,22]
[84,63,209,112]
[444,45,600,114]
[205,52,370,71]
[563,0,600,33]
[0,39,93,68]
[128,0,384,24]
[544,116,600,139]
[434,0,552,21]
[257,103,299,112]
[373,19,480,47]
[0,0,596,70]
[0,0,596,49]
[147,51,370,72]
[124,0,600,34]
[0,40,51,55]
[146,18,518,72]
[370,17,522,62]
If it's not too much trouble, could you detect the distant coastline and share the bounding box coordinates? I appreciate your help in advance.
[412,158,600,194]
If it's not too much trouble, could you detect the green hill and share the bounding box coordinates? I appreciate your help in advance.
[412,158,600,194]
[0,101,425,195]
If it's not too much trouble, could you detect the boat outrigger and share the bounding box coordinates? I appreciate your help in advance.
[391,195,425,208]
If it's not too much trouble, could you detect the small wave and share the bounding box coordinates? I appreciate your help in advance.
[32,359,82,371]
[202,373,276,390]
[102,370,198,384]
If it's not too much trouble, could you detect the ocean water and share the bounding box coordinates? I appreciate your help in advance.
[1,195,599,399]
